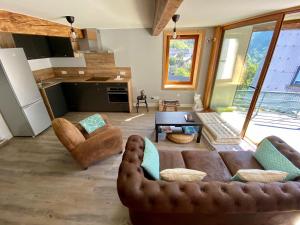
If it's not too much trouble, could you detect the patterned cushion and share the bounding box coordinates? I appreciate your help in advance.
[196,112,225,124]
[254,139,300,181]
[79,114,106,134]
[141,137,160,180]
[232,169,288,183]
[160,168,207,182]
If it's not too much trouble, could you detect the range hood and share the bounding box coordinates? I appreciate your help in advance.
[78,28,102,52]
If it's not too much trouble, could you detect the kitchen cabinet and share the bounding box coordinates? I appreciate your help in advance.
[13,34,52,59]
[47,36,74,57]
[62,83,80,111]
[12,34,73,59]
[63,83,109,112]
[76,83,108,111]
[44,83,68,118]
[62,82,130,112]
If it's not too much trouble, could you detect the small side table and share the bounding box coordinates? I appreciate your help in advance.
[136,95,149,113]
[155,111,203,143]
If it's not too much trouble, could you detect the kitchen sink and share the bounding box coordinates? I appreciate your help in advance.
[86,77,111,82]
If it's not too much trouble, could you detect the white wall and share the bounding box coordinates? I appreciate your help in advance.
[99,28,214,105]
[0,113,12,141]
[50,56,86,67]
[28,56,86,71]
[28,58,52,71]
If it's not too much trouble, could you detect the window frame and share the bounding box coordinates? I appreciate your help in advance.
[291,66,300,86]
[162,29,205,90]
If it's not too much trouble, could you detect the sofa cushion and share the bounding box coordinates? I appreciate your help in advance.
[141,137,160,180]
[231,169,288,182]
[181,151,232,181]
[76,114,111,139]
[160,168,207,182]
[220,151,263,175]
[159,150,186,170]
[254,138,300,181]
[79,114,106,134]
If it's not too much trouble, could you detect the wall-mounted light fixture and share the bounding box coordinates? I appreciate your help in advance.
[65,16,76,40]
[172,14,180,39]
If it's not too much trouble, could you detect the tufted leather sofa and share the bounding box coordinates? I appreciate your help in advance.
[117,135,300,225]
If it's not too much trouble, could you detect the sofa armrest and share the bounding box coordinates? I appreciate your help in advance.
[73,126,123,168]
[117,135,300,214]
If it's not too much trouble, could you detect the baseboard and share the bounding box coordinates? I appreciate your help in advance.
[0,139,8,148]
[133,102,193,108]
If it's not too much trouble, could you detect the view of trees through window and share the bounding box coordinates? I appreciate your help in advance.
[168,37,195,82]
[240,31,273,90]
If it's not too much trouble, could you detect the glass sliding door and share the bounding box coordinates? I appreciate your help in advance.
[210,21,278,133]
[245,13,300,151]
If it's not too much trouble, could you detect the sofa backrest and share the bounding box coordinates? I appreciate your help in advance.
[266,136,300,168]
[52,118,86,151]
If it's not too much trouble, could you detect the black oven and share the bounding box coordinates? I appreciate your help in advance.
[107,87,128,103]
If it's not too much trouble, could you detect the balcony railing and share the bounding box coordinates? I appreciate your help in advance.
[233,90,300,118]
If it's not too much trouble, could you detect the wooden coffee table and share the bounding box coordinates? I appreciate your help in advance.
[155,111,203,143]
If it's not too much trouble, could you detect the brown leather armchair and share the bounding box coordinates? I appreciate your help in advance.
[52,114,123,169]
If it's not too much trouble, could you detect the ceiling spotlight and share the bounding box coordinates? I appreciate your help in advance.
[65,16,77,40]
[172,14,180,39]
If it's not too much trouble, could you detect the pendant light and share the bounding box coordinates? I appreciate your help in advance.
[65,16,77,40]
[172,14,180,39]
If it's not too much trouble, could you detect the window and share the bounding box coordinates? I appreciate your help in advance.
[291,66,300,86]
[162,30,204,89]
[216,38,239,80]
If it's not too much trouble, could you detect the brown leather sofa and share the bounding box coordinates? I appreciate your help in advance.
[52,114,123,169]
[117,135,300,225]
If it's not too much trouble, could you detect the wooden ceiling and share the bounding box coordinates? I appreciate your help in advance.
[152,0,183,36]
[0,10,83,38]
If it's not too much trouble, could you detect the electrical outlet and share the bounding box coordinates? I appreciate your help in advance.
[78,70,85,75]
[120,71,126,75]
[150,96,159,100]
[177,93,180,97]
[61,71,67,75]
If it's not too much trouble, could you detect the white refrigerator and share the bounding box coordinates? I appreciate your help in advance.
[0,48,51,136]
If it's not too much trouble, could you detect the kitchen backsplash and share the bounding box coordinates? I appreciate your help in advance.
[32,52,132,81]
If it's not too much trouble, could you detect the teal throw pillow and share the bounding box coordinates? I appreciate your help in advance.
[254,138,300,181]
[79,114,106,134]
[141,137,160,180]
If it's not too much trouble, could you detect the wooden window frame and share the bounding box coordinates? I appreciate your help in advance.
[162,29,205,90]
[202,6,300,139]
[203,6,300,110]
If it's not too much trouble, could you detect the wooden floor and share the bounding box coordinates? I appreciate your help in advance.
[0,110,209,225]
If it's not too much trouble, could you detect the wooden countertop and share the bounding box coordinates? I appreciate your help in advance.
[38,76,131,89]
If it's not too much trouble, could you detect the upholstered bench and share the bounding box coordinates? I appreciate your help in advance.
[117,135,300,225]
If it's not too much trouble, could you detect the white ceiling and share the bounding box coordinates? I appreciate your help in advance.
[174,0,300,28]
[0,0,300,29]
[0,0,155,29]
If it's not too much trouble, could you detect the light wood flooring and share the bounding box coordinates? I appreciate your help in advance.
[0,110,209,225]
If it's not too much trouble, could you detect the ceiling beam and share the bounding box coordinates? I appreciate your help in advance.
[0,10,83,38]
[152,0,183,36]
